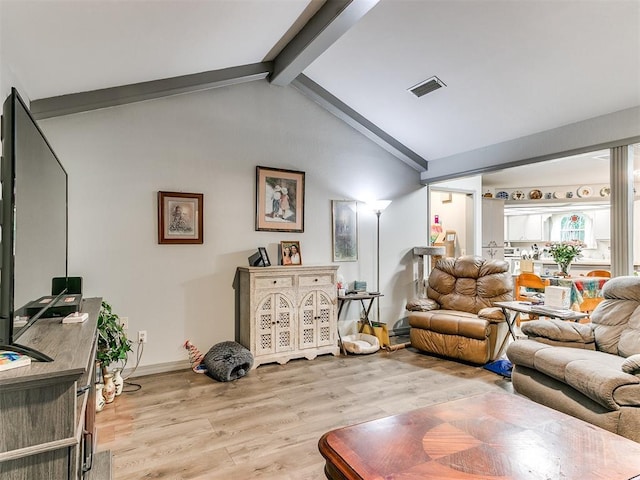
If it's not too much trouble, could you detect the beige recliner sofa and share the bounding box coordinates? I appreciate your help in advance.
[507,276,640,442]
[407,256,513,365]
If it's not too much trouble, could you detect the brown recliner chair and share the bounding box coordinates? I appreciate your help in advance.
[507,276,640,442]
[407,256,513,365]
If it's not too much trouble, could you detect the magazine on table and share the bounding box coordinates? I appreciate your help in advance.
[529,305,578,318]
[0,351,31,371]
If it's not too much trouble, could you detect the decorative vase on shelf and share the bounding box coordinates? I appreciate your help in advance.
[103,373,116,404]
[112,368,124,396]
[96,384,106,412]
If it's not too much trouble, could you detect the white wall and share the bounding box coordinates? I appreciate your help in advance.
[38,81,426,371]
[429,191,468,256]
[430,175,483,255]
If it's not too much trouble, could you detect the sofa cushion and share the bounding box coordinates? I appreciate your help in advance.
[564,358,639,410]
[426,256,512,314]
[506,339,550,369]
[619,306,640,357]
[522,319,595,344]
[409,311,489,340]
[533,346,605,382]
[622,354,640,375]
[590,277,640,355]
[511,341,640,410]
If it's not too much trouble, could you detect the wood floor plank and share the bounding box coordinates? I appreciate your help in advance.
[97,347,512,479]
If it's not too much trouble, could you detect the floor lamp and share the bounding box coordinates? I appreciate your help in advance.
[369,200,391,322]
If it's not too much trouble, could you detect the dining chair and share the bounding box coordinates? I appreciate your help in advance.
[514,273,550,325]
[585,270,611,278]
[576,274,611,319]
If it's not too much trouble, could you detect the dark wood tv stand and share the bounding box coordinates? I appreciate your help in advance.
[0,297,111,479]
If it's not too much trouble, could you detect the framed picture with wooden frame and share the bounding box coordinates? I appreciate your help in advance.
[280,241,302,266]
[332,200,358,262]
[255,166,305,232]
[157,191,204,244]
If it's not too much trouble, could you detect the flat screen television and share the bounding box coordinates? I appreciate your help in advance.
[0,88,69,361]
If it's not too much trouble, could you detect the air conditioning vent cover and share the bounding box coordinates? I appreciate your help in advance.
[408,76,446,98]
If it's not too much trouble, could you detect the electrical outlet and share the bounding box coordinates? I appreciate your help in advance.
[120,317,129,330]
[138,330,147,343]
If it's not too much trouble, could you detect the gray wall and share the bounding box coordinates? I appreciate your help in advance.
[39,81,427,371]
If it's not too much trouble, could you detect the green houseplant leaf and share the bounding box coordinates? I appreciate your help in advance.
[97,301,132,376]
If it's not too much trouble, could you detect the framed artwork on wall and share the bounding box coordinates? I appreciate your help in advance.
[332,200,358,262]
[157,191,204,244]
[280,241,302,265]
[256,166,305,232]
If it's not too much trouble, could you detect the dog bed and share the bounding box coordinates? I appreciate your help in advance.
[202,341,254,381]
[341,333,380,354]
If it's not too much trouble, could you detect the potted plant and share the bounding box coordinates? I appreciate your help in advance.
[546,240,585,276]
[97,300,132,378]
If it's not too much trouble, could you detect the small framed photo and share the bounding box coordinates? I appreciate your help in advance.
[258,247,271,267]
[256,166,305,232]
[332,200,358,262]
[280,241,302,266]
[157,191,204,244]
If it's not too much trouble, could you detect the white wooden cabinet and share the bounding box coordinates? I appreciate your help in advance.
[592,208,611,240]
[236,265,339,368]
[482,198,505,246]
[507,214,543,241]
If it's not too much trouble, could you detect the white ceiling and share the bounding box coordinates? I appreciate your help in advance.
[2,0,639,169]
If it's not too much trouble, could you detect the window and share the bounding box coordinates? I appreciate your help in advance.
[560,214,585,243]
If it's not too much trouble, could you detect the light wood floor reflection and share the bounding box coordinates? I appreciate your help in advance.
[96,346,512,479]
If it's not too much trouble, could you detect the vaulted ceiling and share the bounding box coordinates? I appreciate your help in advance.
[2,0,639,176]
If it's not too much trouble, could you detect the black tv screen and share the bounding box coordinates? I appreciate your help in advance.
[0,88,68,361]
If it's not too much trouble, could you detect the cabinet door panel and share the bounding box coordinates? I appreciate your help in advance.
[275,294,295,353]
[316,291,334,347]
[298,291,335,349]
[507,214,542,241]
[299,293,317,349]
[256,295,276,355]
[255,293,294,355]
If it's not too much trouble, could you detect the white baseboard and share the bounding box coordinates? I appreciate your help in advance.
[123,359,191,379]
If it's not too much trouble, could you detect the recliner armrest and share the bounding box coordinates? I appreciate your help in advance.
[478,307,506,323]
[522,319,595,345]
[406,298,439,312]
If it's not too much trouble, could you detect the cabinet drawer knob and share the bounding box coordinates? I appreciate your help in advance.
[314,278,318,282]
[273,280,277,284]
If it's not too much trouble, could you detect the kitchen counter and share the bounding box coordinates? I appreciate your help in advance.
[506,258,612,276]
[533,259,611,266]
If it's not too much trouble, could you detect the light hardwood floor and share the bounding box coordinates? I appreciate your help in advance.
[96,347,513,479]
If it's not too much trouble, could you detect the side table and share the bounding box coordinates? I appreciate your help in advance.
[494,300,589,341]
[336,293,383,354]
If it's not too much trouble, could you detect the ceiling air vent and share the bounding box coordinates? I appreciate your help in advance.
[408,76,446,98]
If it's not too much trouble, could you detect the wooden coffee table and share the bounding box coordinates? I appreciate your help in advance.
[318,392,640,479]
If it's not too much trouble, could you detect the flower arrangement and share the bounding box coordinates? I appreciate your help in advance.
[546,241,584,275]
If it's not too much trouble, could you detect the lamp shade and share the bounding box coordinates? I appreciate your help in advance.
[368,200,392,214]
